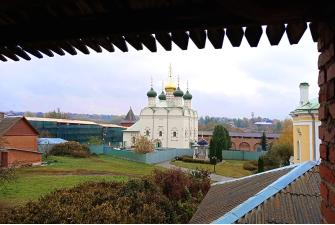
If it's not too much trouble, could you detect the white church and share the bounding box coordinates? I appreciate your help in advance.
[123,68,198,149]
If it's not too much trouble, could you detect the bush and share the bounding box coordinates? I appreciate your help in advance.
[0,169,211,224]
[0,167,16,189]
[134,136,154,154]
[243,160,258,171]
[49,141,90,158]
[176,155,212,164]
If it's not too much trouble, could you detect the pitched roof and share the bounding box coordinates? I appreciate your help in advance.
[121,108,136,124]
[190,166,295,224]
[190,161,320,224]
[0,117,21,136]
[0,117,39,136]
[238,166,320,224]
[291,98,320,115]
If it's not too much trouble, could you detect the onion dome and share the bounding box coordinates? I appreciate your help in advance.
[183,90,192,100]
[173,87,184,97]
[147,87,157,97]
[165,81,176,92]
[158,91,166,100]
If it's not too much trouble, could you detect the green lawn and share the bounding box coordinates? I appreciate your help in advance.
[171,160,252,178]
[0,155,160,207]
[20,155,157,176]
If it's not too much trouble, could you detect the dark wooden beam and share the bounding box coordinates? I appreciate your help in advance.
[207,28,225,49]
[7,45,31,60]
[0,54,7,62]
[226,27,244,47]
[109,35,128,52]
[96,37,115,52]
[265,24,285,46]
[82,38,102,53]
[286,22,307,45]
[58,41,77,55]
[155,32,172,51]
[21,45,44,58]
[189,29,206,49]
[69,39,90,54]
[125,34,143,50]
[309,22,319,42]
[245,25,263,47]
[171,31,189,50]
[139,33,157,52]
[0,47,19,61]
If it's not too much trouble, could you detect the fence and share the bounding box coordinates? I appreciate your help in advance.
[103,147,193,164]
[89,145,105,154]
[222,150,266,161]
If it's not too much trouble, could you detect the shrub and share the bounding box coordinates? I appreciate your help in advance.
[0,167,16,189]
[243,161,258,171]
[0,169,211,224]
[49,141,90,158]
[134,136,154,154]
[176,155,212,164]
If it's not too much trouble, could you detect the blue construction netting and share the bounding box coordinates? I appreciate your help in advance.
[30,120,124,146]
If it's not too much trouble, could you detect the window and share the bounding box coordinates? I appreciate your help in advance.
[132,137,136,144]
[159,131,162,137]
[173,131,177,137]
[145,130,150,136]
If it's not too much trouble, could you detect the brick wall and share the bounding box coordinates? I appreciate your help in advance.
[4,135,38,151]
[7,149,42,167]
[317,22,335,223]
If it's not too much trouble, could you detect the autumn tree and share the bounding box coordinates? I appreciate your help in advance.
[263,119,294,169]
[134,136,154,154]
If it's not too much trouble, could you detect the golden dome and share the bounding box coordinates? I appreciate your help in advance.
[165,81,176,92]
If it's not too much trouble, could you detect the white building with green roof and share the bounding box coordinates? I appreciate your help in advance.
[123,66,198,149]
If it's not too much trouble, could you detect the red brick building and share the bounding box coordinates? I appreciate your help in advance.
[199,131,279,151]
[0,114,41,167]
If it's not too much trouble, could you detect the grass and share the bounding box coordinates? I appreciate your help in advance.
[0,175,127,207]
[20,155,158,176]
[0,155,160,207]
[171,160,252,178]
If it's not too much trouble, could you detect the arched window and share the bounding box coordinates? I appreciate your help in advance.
[159,131,163,137]
[173,131,177,137]
[145,130,150,136]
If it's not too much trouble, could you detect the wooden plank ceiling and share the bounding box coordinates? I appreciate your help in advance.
[0,0,334,62]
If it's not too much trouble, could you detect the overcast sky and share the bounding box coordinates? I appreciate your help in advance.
[0,28,319,120]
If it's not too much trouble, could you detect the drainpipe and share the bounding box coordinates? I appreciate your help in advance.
[307,109,316,161]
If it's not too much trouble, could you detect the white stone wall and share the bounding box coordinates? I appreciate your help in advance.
[123,106,198,149]
[123,131,140,148]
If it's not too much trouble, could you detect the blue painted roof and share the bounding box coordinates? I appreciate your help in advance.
[197,139,209,146]
[38,138,67,145]
[212,161,318,224]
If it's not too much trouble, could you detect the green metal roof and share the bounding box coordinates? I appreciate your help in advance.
[291,98,319,114]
